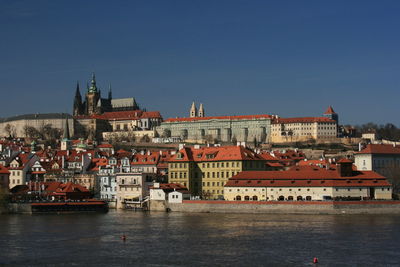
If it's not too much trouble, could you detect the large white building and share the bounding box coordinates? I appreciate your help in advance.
[224,159,392,201]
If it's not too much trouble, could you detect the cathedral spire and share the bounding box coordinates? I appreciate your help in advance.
[73,81,83,116]
[62,116,70,140]
[108,83,112,100]
[75,81,81,97]
[88,73,98,93]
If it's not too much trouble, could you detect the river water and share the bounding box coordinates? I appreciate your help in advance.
[0,211,400,266]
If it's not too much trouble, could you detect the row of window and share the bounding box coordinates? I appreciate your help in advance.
[170,171,239,179]
[202,181,225,187]
[10,170,22,176]
[170,162,241,169]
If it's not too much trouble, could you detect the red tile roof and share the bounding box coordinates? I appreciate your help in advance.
[272,117,336,124]
[356,144,400,155]
[164,114,272,123]
[131,152,160,165]
[97,144,113,148]
[0,165,10,174]
[74,110,162,121]
[168,146,265,162]
[225,169,390,188]
[324,106,336,114]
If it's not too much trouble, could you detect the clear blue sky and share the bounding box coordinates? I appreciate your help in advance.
[1,0,399,126]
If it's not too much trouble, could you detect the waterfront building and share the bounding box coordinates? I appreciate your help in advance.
[115,172,155,209]
[149,182,189,201]
[224,159,392,201]
[8,153,37,189]
[167,145,267,199]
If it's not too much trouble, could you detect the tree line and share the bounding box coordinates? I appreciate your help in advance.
[353,122,400,141]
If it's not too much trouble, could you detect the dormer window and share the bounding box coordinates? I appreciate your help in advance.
[177,153,183,159]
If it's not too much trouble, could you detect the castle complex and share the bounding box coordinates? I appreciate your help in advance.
[73,73,139,116]
[156,103,338,144]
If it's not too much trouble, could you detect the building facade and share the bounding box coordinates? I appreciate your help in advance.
[224,160,392,201]
[157,114,271,143]
[167,145,267,199]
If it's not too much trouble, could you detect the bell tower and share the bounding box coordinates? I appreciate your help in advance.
[190,102,197,118]
[86,73,101,115]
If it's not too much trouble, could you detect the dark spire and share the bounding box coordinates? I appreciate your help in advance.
[108,83,112,100]
[62,116,70,140]
[88,73,97,93]
[73,81,83,116]
[75,81,81,99]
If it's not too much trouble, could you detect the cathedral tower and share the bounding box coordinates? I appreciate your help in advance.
[86,73,101,115]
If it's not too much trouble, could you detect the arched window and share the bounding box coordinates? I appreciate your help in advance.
[253,196,258,201]
[244,196,250,201]
[297,196,303,201]
[235,195,241,201]
[288,196,294,201]
[278,195,285,201]
[121,179,125,185]
[306,196,312,201]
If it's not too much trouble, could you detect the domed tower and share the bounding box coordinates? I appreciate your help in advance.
[86,73,101,115]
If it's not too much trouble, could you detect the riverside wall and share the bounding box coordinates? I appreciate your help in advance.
[7,203,32,214]
[168,200,400,215]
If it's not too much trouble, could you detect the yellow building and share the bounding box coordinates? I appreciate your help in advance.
[168,145,267,199]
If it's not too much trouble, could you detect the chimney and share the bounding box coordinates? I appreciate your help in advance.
[337,159,353,177]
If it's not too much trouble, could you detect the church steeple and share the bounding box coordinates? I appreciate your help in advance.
[62,116,70,140]
[88,73,98,93]
[190,102,197,118]
[198,103,205,117]
[108,83,112,100]
[73,81,83,116]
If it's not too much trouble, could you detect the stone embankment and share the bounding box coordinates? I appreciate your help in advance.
[164,200,400,215]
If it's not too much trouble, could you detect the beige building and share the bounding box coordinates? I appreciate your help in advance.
[115,172,155,209]
[224,159,392,201]
[270,117,337,143]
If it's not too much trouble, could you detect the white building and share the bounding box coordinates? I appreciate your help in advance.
[224,159,392,201]
[354,144,400,180]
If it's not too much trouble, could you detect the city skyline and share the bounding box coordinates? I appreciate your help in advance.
[1,1,400,126]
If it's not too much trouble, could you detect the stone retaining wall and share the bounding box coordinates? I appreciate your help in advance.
[7,203,32,214]
[168,200,400,215]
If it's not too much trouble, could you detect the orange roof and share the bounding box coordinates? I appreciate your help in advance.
[324,106,336,114]
[74,110,162,121]
[225,169,390,188]
[97,144,113,148]
[131,152,160,165]
[0,165,10,174]
[272,117,335,124]
[164,114,272,123]
[168,146,265,162]
[356,144,400,155]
